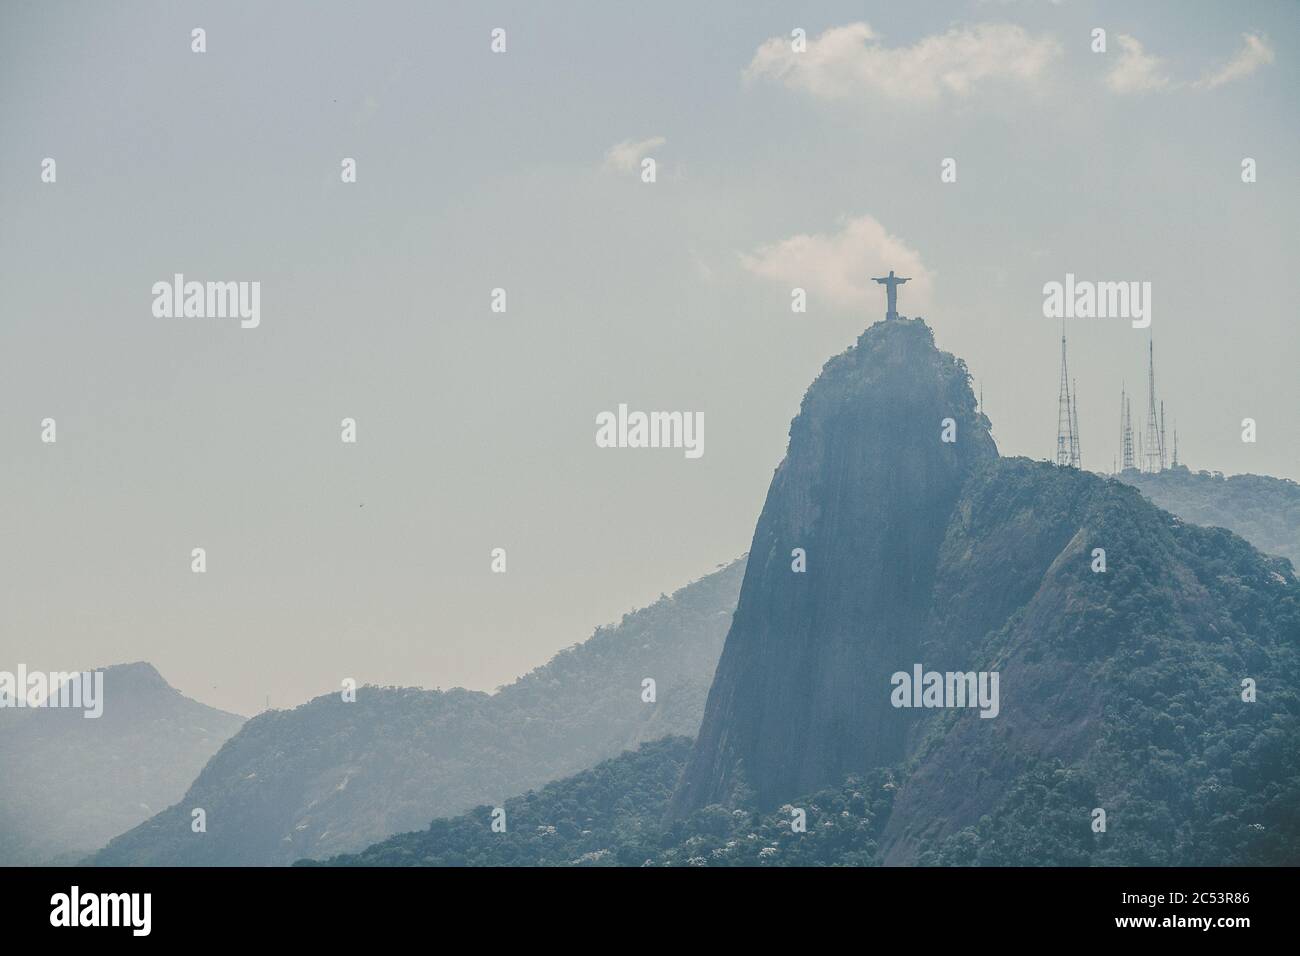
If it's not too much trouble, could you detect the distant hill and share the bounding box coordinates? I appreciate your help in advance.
[0,662,243,865]
[1119,467,1300,567]
[89,558,744,866]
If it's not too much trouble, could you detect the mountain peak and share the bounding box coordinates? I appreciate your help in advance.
[0,660,245,865]
[100,660,167,687]
[672,314,995,815]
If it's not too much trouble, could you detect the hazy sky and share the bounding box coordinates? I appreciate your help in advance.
[2,1,1296,715]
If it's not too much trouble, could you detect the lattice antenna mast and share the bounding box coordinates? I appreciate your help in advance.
[1159,401,1168,471]
[1070,380,1081,469]
[1126,397,1135,470]
[1056,324,1074,467]
[1119,384,1126,470]
[1144,339,1161,474]
[1120,385,1135,471]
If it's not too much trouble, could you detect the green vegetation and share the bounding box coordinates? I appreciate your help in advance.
[308,737,895,867]
[900,461,1300,865]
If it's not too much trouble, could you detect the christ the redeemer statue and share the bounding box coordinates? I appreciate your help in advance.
[872,270,911,320]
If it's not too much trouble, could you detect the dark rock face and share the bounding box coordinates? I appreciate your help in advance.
[672,319,997,814]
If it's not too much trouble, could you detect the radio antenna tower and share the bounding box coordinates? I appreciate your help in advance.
[1159,401,1168,471]
[1144,339,1162,474]
[1056,323,1075,467]
[1112,382,1133,470]
[1123,393,1135,471]
[1070,380,1081,468]
[1119,384,1130,472]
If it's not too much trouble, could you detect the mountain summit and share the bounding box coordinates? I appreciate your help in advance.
[0,662,244,865]
[668,318,1299,865]
[672,318,996,814]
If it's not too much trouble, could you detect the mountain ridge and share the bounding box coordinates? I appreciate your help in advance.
[0,661,244,866]
[88,556,745,866]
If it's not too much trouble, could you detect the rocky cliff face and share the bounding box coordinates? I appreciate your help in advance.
[672,319,997,814]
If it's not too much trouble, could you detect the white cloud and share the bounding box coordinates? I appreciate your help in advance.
[603,136,666,173]
[744,22,1061,104]
[1105,34,1173,93]
[1194,32,1274,90]
[740,215,933,314]
[1107,31,1274,95]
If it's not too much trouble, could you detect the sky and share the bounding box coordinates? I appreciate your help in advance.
[2,0,1296,716]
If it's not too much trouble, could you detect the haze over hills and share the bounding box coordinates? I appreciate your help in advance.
[0,662,243,866]
[60,342,1300,870]
[1118,468,1300,568]
[320,318,1298,867]
[89,558,743,866]
[84,321,1300,867]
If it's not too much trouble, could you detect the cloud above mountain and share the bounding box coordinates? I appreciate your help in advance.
[740,215,933,313]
